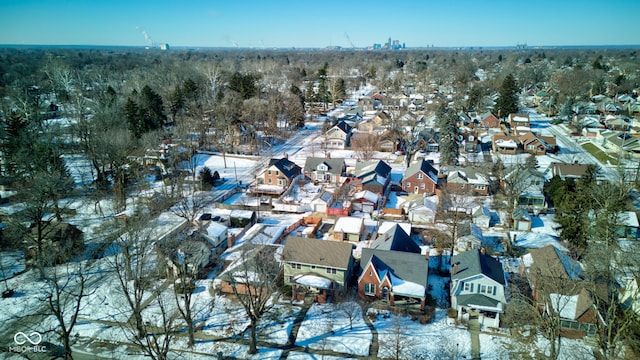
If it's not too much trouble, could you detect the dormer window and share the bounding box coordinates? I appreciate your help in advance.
[317,163,328,171]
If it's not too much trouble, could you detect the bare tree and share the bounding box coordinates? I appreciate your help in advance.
[334,288,362,330]
[40,262,95,360]
[225,244,281,354]
[110,213,161,339]
[351,133,379,161]
[378,314,416,360]
[437,189,477,265]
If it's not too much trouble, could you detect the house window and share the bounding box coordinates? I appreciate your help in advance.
[417,173,423,180]
[311,265,316,269]
[406,182,411,188]
[364,283,376,296]
[326,268,337,274]
[278,179,286,186]
[480,285,487,294]
[464,282,474,292]
[268,178,272,184]
[291,263,301,270]
[474,184,486,190]
[276,170,280,176]
[268,170,272,175]
[527,145,535,150]
[420,183,425,189]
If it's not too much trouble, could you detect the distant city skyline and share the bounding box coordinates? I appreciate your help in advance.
[1,1,639,49]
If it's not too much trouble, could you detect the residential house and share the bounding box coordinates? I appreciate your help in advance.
[502,166,547,214]
[370,223,421,254]
[508,113,531,130]
[480,112,500,129]
[451,249,507,328]
[256,157,302,189]
[402,159,439,195]
[215,244,282,296]
[332,216,365,242]
[303,157,347,184]
[358,248,429,310]
[520,245,601,337]
[519,132,548,155]
[619,276,640,315]
[166,240,212,277]
[282,236,355,302]
[492,134,519,154]
[550,162,591,180]
[325,120,353,149]
[444,167,491,196]
[354,160,392,194]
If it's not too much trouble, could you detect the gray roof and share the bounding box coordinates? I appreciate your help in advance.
[303,157,346,175]
[455,293,500,308]
[355,160,391,180]
[370,224,421,253]
[404,160,438,183]
[361,248,428,292]
[283,236,353,269]
[452,249,505,285]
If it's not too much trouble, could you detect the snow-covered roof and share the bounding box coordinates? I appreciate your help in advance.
[206,221,228,238]
[293,274,333,289]
[389,271,425,298]
[495,139,518,148]
[334,216,364,233]
[353,190,379,203]
[377,221,411,236]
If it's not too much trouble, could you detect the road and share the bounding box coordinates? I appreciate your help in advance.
[526,109,619,182]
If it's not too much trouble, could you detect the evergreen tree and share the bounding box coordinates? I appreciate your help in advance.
[495,74,519,118]
[436,108,460,166]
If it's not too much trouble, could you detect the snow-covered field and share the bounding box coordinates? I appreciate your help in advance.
[296,302,371,356]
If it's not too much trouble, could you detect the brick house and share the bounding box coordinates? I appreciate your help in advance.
[402,159,438,195]
[358,248,429,310]
[480,112,501,129]
[257,157,302,188]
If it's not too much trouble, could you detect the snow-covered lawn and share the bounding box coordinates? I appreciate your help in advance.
[296,302,371,356]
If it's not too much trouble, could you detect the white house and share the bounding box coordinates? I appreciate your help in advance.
[451,249,506,328]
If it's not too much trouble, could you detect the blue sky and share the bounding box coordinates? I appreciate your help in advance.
[1,0,638,48]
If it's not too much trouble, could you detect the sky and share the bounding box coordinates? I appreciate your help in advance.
[1,0,639,49]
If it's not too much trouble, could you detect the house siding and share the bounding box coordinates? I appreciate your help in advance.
[402,172,436,195]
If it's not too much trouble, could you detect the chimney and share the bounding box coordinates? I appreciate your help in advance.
[452,263,458,274]
[284,153,288,159]
[480,247,486,255]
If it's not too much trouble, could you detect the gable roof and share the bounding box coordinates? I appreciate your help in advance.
[452,249,505,285]
[551,162,590,179]
[268,158,302,179]
[334,216,364,234]
[370,223,421,253]
[303,157,346,175]
[521,245,584,281]
[361,248,428,297]
[331,120,353,134]
[355,160,392,179]
[283,236,353,269]
[404,160,438,183]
